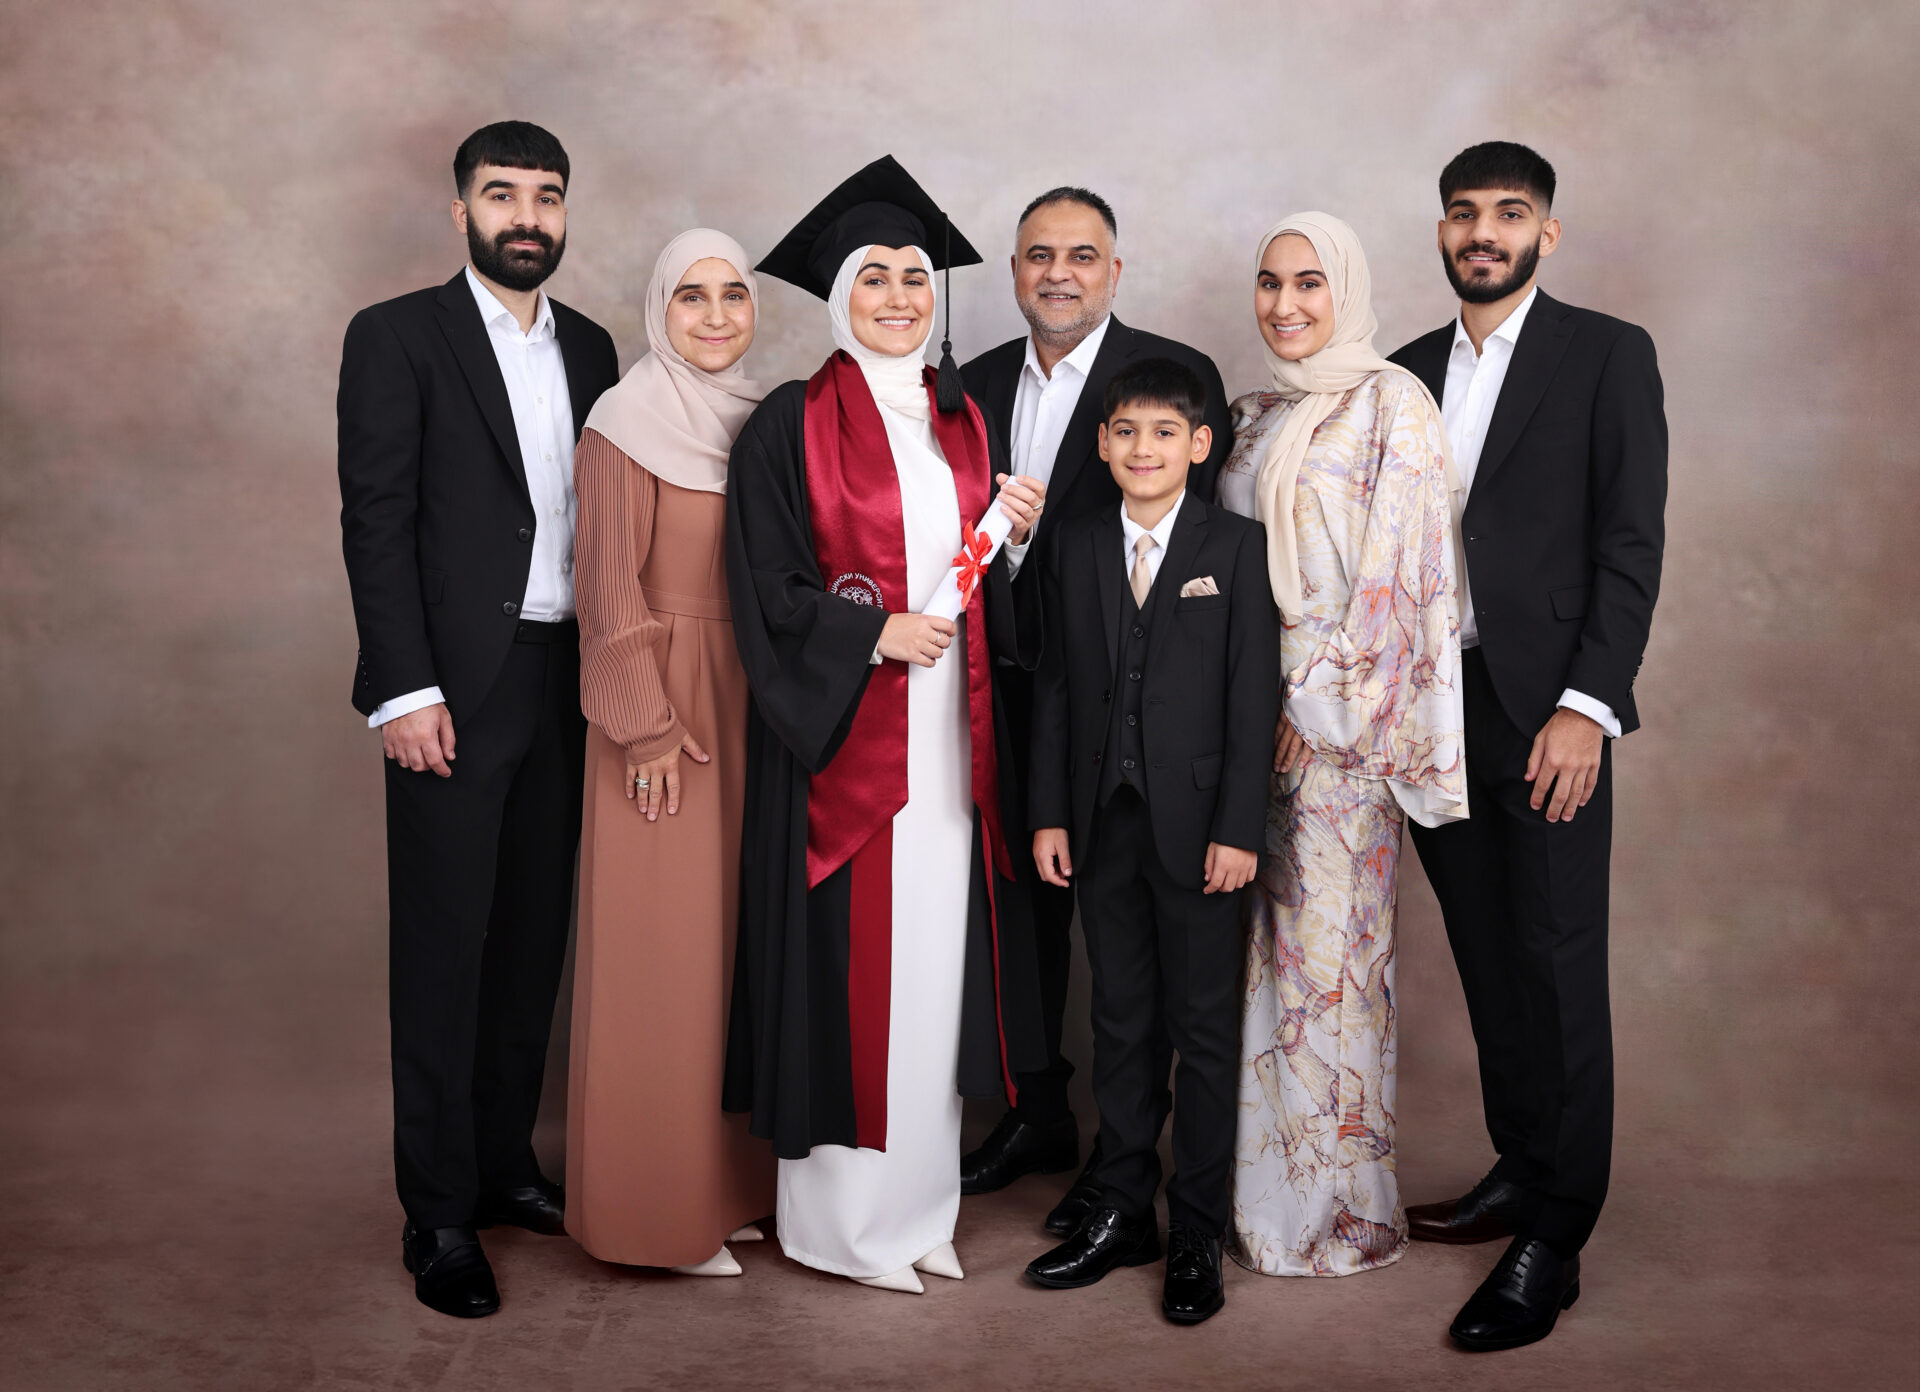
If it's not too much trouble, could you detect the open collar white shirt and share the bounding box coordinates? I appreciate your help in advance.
[1011,313,1111,493]
[366,268,578,727]
[1441,285,1618,737]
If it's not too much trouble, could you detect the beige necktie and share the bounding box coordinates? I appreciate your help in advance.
[1130,532,1159,607]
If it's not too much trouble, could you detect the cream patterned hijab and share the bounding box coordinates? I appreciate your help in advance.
[1252,212,1458,621]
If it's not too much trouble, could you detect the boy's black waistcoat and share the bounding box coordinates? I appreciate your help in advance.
[1028,494,1280,888]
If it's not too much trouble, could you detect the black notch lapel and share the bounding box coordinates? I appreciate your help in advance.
[434,272,530,505]
[1141,495,1208,674]
[1050,317,1134,509]
[985,345,1020,443]
[553,302,595,441]
[1096,510,1125,672]
[1401,329,1451,405]
[1473,292,1576,495]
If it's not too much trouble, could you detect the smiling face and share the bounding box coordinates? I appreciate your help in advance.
[1438,186,1560,305]
[1100,399,1212,523]
[845,246,933,357]
[1255,233,1335,361]
[454,163,567,292]
[663,257,755,371]
[1013,200,1120,346]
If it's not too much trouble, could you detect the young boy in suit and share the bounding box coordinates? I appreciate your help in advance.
[1022,358,1278,1324]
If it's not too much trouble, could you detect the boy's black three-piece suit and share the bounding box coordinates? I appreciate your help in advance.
[1028,493,1279,1235]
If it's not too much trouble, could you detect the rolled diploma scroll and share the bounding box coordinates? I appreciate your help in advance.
[921,491,1017,623]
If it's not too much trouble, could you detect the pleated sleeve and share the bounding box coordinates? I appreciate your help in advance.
[574,428,687,761]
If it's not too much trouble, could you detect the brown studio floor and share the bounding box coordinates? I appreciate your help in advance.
[3,964,1915,1391]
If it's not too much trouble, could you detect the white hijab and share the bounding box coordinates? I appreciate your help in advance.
[828,243,934,421]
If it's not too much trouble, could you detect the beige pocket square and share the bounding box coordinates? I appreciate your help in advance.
[1179,575,1220,598]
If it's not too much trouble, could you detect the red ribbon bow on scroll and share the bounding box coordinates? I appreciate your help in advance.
[950,524,992,610]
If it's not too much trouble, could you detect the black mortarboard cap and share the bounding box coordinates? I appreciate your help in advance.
[758,155,981,410]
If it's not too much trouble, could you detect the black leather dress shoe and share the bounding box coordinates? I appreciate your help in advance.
[1044,1138,1105,1236]
[475,1178,566,1236]
[960,1111,1079,1196]
[1161,1224,1225,1325]
[1408,1169,1532,1245]
[402,1223,500,1319]
[1450,1236,1580,1351]
[1025,1206,1160,1289]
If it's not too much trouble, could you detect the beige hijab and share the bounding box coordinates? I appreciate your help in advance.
[583,228,767,493]
[1252,212,1458,621]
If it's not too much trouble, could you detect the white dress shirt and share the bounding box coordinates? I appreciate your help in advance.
[369,268,578,727]
[1442,287,1619,737]
[1119,490,1185,592]
[1011,314,1111,489]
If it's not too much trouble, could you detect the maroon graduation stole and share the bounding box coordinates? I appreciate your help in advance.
[801,349,1015,1149]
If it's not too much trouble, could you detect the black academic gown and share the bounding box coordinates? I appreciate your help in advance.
[721,379,1046,1160]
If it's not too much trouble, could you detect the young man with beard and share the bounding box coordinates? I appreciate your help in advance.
[1389,142,1667,1351]
[959,188,1232,1237]
[337,121,619,1318]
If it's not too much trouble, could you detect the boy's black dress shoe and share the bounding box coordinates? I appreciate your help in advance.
[1449,1236,1580,1351]
[1161,1224,1225,1325]
[402,1223,500,1319]
[1025,1205,1160,1289]
[1044,1138,1105,1236]
[475,1178,566,1236]
[960,1112,1079,1195]
[1407,1169,1532,1245]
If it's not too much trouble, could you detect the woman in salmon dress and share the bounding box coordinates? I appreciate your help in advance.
[565,229,775,1276]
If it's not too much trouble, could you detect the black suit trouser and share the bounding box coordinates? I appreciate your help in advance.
[1409,647,1614,1255]
[384,623,585,1229]
[1075,786,1239,1235]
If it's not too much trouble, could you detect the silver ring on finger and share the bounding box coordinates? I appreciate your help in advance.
[636,776,650,789]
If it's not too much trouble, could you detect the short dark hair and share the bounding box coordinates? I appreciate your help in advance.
[1017,185,1117,239]
[1439,141,1556,212]
[454,121,570,198]
[1103,357,1206,430]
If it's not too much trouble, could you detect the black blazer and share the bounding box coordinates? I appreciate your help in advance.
[962,316,1234,578]
[1390,291,1666,735]
[1028,495,1279,887]
[337,271,620,718]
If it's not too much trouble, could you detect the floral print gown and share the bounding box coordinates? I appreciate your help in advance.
[1215,372,1465,1277]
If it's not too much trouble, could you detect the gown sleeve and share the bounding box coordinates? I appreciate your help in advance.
[1284,376,1468,827]
[724,387,892,774]
[574,429,687,760]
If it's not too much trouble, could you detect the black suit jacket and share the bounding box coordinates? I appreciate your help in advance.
[1390,291,1666,735]
[962,316,1233,578]
[338,271,620,718]
[1028,496,1279,887]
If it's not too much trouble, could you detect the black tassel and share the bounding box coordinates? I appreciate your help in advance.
[936,212,963,413]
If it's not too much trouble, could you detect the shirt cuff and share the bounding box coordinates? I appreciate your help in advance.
[1556,688,1621,738]
[870,643,884,666]
[369,686,446,728]
[1003,537,1031,580]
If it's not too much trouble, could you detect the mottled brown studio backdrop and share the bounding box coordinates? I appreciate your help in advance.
[2,0,1916,1384]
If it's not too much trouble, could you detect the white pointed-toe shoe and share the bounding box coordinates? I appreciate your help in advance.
[727,1223,765,1243]
[913,1241,964,1280]
[670,1245,743,1278]
[851,1267,925,1294]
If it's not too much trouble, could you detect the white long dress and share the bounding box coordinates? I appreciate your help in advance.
[775,402,974,1279]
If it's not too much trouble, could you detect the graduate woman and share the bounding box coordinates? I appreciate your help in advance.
[566,230,776,1277]
[722,158,1048,1294]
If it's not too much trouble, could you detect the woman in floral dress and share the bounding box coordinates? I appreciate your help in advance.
[1216,212,1467,1277]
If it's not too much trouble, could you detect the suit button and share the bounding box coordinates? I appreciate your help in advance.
[1132,625,1144,639]
[1126,714,1137,726]
[1128,670,1141,681]
[1103,690,1112,703]
[1466,535,1476,543]
[1122,758,1136,770]
[1093,752,1103,764]
[518,527,533,542]
[502,601,519,616]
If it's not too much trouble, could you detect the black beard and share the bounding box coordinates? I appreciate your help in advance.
[468,221,564,292]
[1444,238,1539,304]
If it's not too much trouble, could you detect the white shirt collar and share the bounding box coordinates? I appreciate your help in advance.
[1450,283,1539,362]
[1121,489,1185,552]
[466,264,555,341]
[1022,313,1112,385]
